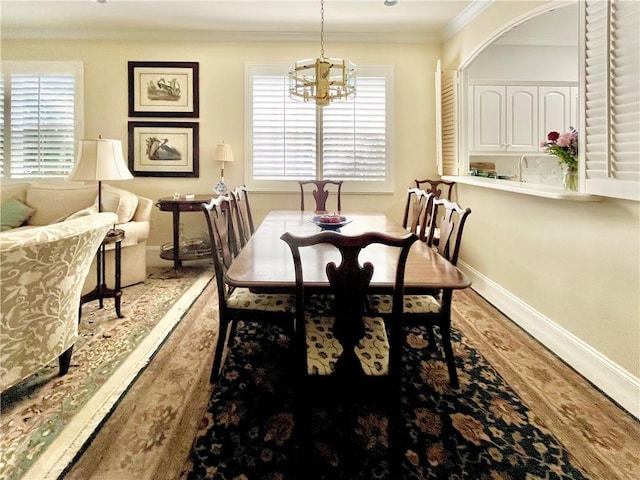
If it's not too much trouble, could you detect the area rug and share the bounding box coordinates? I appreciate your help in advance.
[0,265,213,480]
[184,318,591,479]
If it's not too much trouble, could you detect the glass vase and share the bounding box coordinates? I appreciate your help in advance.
[563,168,578,192]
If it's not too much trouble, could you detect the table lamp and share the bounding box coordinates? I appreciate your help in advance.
[69,137,133,212]
[213,142,235,195]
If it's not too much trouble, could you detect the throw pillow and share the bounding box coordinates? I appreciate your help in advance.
[0,198,36,231]
[102,184,139,224]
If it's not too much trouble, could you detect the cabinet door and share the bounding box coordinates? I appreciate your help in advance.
[506,86,538,151]
[539,86,572,145]
[472,86,505,151]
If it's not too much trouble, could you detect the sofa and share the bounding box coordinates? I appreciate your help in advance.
[0,211,118,391]
[0,182,153,293]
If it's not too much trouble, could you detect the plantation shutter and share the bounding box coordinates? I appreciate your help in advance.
[252,74,316,179]
[248,64,392,192]
[322,76,387,181]
[583,0,640,200]
[9,73,76,178]
[436,60,458,176]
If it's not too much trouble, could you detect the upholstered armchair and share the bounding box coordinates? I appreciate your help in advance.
[0,212,117,392]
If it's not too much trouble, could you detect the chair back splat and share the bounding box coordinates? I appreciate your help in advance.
[402,188,436,242]
[298,179,343,214]
[229,185,255,251]
[414,178,456,200]
[202,195,236,304]
[427,198,471,266]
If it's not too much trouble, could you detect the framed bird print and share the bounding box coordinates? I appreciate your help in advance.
[127,121,199,177]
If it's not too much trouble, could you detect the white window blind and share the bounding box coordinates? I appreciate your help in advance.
[322,77,387,181]
[246,64,393,192]
[583,0,640,200]
[252,74,316,179]
[1,62,83,180]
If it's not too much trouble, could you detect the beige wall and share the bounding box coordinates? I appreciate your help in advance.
[443,1,640,401]
[2,39,440,245]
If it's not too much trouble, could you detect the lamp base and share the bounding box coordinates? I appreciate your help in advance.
[213,180,228,195]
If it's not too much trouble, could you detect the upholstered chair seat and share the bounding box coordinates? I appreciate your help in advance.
[227,288,295,312]
[304,314,390,376]
[368,293,441,314]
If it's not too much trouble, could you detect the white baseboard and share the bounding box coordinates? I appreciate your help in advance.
[458,260,640,420]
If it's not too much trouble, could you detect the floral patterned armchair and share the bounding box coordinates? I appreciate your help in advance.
[0,212,117,392]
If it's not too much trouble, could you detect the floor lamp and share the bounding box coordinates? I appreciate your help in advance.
[69,137,133,217]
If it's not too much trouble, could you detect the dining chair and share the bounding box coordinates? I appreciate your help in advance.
[368,198,472,389]
[281,229,417,473]
[401,188,436,242]
[228,185,255,251]
[414,178,456,200]
[202,196,296,382]
[412,179,455,246]
[298,179,343,214]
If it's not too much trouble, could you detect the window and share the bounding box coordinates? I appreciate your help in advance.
[583,0,640,201]
[246,64,394,192]
[1,61,83,180]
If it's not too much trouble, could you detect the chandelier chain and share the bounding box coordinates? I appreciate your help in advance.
[320,0,325,59]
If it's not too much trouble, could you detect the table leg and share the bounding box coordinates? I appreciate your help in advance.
[172,207,182,270]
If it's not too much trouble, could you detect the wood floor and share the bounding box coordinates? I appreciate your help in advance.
[65,281,640,480]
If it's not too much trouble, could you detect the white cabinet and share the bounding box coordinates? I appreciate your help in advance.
[507,86,538,151]
[472,86,505,151]
[470,83,577,154]
[538,86,572,138]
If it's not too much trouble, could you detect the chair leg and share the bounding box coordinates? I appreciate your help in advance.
[225,319,238,348]
[58,346,73,376]
[426,324,438,352]
[440,321,459,389]
[210,318,231,383]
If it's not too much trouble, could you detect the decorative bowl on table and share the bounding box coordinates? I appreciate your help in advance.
[310,214,353,231]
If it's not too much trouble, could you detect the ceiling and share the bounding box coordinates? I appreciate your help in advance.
[0,0,490,44]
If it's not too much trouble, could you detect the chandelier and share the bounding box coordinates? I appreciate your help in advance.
[289,0,356,107]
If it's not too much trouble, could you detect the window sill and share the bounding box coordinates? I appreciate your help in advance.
[442,175,602,202]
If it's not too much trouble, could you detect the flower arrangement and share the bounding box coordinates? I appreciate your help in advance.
[541,127,578,170]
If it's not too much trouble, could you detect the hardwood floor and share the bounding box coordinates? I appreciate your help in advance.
[64,282,640,480]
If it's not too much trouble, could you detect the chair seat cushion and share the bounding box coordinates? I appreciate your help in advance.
[305,314,389,377]
[368,294,442,314]
[228,288,295,312]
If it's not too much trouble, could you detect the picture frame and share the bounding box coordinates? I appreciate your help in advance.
[128,61,199,117]
[128,121,199,177]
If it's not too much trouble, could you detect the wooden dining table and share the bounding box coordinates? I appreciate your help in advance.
[225,210,471,292]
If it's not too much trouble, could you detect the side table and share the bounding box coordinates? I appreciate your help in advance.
[80,228,125,319]
[156,194,214,270]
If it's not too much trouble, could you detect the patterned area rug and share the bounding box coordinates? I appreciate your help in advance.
[0,265,213,480]
[184,316,591,479]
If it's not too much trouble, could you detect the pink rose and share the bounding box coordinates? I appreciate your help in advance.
[556,133,572,147]
[547,131,560,141]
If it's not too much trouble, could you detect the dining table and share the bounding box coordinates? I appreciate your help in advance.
[225,210,471,293]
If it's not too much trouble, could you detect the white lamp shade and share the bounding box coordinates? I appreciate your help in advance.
[213,143,235,163]
[70,138,133,181]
